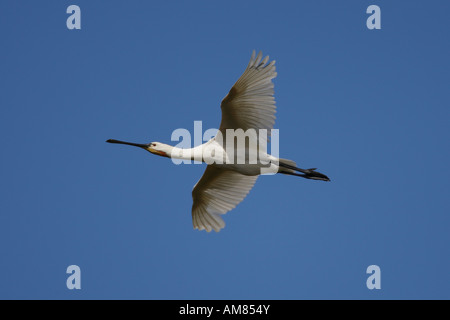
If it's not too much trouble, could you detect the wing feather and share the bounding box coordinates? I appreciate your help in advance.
[219,51,277,138]
[190,51,276,232]
[192,166,258,232]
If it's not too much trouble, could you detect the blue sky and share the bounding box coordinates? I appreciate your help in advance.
[0,1,449,299]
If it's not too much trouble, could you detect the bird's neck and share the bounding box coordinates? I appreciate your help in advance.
[168,144,205,162]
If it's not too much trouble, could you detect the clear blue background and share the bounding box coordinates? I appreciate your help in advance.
[1,1,449,299]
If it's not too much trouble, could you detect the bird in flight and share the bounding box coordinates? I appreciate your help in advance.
[107,51,329,232]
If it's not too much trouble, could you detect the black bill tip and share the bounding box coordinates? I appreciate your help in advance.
[105,139,149,149]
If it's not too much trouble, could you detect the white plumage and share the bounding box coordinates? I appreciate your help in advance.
[107,51,330,232]
[192,51,277,232]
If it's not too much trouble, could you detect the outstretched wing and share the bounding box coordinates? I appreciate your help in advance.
[192,166,258,232]
[219,51,277,140]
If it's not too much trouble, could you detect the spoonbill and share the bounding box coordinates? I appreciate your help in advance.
[107,51,329,232]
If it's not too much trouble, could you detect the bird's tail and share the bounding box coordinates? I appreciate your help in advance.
[278,158,330,181]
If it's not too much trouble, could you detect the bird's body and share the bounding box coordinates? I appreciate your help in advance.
[107,51,329,232]
[160,137,275,175]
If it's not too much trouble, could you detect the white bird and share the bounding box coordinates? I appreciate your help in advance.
[107,51,329,232]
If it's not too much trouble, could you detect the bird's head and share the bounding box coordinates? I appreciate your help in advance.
[106,139,171,158]
[147,142,171,158]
